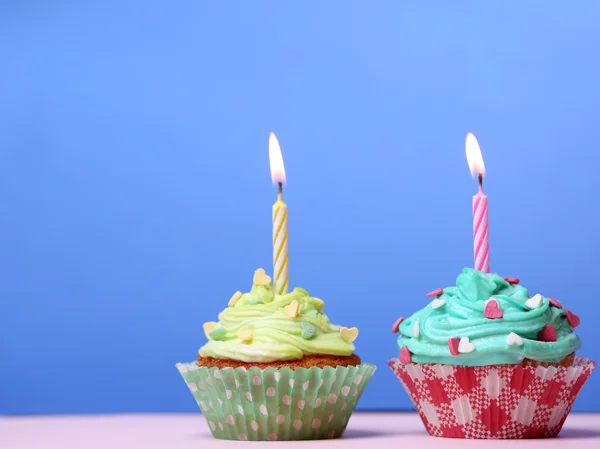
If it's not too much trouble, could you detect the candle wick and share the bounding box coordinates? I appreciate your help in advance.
[478,173,483,192]
[277,182,283,201]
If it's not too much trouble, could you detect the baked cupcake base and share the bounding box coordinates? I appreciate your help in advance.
[388,356,595,439]
[177,361,376,440]
[197,353,361,370]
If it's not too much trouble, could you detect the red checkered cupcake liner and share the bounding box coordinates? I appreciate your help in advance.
[388,356,595,439]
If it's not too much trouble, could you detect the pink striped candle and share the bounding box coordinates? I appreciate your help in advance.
[472,181,489,272]
[466,133,490,273]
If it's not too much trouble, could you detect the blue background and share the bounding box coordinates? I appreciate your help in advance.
[1,1,599,415]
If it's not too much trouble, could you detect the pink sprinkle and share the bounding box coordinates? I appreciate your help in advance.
[400,346,412,363]
[566,310,580,328]
[538,324,557,342]
[549,297,563,309]
[448,337,460,356]
[503,277,520,284]
[426,288,443,297]
[484,299,503,319]
[392,317,404,334]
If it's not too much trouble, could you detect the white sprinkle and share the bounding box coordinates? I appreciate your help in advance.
[412,321,420,338]
[525,294,544,309]
[431,298,446,309]
[506,332,524,346]
[458,337,475,353]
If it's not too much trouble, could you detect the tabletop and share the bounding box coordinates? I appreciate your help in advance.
[1,413,600,448]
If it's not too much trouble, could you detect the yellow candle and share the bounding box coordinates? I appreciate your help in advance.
[269,132,288,295]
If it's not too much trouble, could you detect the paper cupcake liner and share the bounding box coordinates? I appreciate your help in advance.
[388,356,595,439]
[176,362,376,441]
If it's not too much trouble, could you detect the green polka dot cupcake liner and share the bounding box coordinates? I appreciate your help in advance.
[176,362,376,441]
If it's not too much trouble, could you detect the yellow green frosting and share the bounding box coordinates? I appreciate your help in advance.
[198,269,358,363]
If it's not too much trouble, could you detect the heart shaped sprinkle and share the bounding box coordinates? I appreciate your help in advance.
[305,310,320,318]
[484,298,503,319]
[203,321,217,339]
[431,298,446,309]
[400,346,412,363]
[283,300,300,318]
[300,321,316,339]
[525,293,544,309]
[209,326,227,341]
[566,310,580,328]
[391,317,404,333]
[506,332,524,346]
[503,277,520,284]
[313,298,325,308]
[340,327,359,343]
[426,288,443,297]
[238,328,254,342]
[549,297,563,309]
[458,337,475,353]
[228,291,242,307]
[412,321,420,338]
[253,268,271,285]
[448,337,460,356]
[538,324,556,342]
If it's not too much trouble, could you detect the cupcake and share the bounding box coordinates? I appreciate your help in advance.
[388,268,595,439]
[177,268,375,441]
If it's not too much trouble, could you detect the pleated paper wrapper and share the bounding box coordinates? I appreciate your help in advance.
[176,362,376,441]
[388,356,595,439]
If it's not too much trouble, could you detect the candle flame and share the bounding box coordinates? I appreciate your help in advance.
[269,132,286,184]
[466,132,486,177]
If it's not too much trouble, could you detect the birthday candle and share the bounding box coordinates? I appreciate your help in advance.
[269,132,289,294]
[466,132,490,273]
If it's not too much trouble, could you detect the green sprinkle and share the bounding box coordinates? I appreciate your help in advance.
[300,321,316,339]
[305,310,320,318]
[209,326,227,341]
[246,300,264,305]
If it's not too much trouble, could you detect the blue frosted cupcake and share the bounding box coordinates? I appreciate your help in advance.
[389,268,594,439]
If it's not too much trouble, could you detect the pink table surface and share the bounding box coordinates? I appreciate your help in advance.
[1,413,600,448]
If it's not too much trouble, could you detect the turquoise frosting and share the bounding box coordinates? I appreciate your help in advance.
[397,268,581,366]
